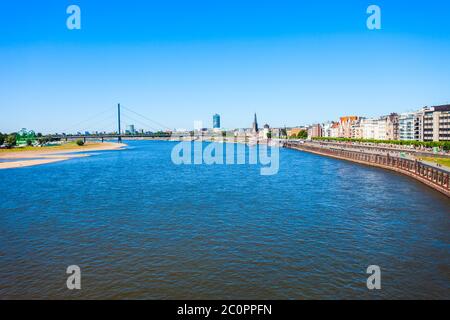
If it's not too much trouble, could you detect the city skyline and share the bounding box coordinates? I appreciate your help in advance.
[1,1,450,133]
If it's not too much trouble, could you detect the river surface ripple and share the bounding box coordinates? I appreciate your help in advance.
[0,141,449,299]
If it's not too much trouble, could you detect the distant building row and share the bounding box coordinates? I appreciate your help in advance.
[303,104,450,142]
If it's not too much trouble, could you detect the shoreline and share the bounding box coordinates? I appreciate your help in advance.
[286,143,450,198]
[0,142,127,169]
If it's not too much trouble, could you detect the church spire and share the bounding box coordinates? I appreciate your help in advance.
[252,113,259,133]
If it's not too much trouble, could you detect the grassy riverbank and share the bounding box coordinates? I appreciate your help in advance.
[420,157,450,169]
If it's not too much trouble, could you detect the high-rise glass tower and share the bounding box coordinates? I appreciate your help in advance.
[213,114,221,129]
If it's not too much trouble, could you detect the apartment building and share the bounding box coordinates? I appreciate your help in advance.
[308,124,323,138]
[399,112,416,141]
[330,122,340,137]
[339,116,359,138]
[385,113,399,141]
[351,118,364,139]
[422,105,450,142]
[322,121,335,138]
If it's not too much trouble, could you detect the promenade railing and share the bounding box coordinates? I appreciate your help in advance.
[284,141,450,197]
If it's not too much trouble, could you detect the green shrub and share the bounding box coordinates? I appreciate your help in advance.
[76,139,85,146]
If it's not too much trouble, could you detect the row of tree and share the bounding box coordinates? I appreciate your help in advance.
[312,137,450,151]
[0,132,55,147]
[0,132,18,146]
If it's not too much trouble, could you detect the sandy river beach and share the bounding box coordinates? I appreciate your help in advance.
[0,142,127,169]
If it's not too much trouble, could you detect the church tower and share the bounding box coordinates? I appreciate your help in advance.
[252,113,259,134]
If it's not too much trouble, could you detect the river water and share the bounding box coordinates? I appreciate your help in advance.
[0,140,448,299]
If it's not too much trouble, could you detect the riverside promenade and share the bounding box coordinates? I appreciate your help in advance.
[284,141,450,198]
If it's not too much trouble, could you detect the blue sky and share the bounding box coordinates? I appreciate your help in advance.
[1,0,450,133]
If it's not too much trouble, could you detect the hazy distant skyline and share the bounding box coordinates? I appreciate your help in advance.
[1,1,450,133]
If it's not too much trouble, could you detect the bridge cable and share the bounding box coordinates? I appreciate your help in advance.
[120,105,173,131]
[60,106,116,134]
[120,113,160,132]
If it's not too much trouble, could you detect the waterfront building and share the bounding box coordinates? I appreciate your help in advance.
[339,116,359,138]
[385,113,399,140]
[359,116,389,140]
[422,104,450,141]
[330,122,340,137]
[338,113,399,141]
[351,118,364,139]
[234,128,247,138]
[244,128,254,136]
[259,124,271,139]
[375,117,388,140]
[213,114,221,129]
[313,104,450,142]
[322,121,338,138]
[414,109,426,141]
[271,128,281,139]
[287,127,306,138]
[322,122,331,137]
[308,124,323,138]
[398,112,416,141]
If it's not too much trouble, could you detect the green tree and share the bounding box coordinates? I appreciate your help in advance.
[297,130,308,139]
[311,136,450,151]
[38,137,50,145]
[6,134,17,146]
[26,139,33,146]
[76,139,85,146]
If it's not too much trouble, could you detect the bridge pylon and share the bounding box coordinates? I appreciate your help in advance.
[117,103,122,143]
